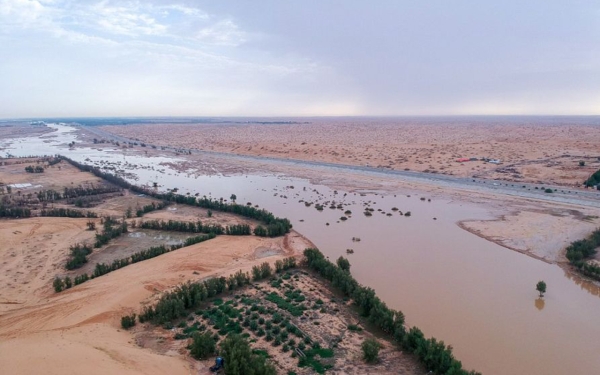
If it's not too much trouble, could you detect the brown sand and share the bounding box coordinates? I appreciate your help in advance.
[100,118,600,186]
[0,214,313,374]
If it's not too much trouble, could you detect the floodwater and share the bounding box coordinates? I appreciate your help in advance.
[3,125,600,375]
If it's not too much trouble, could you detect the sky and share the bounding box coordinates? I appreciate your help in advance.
[1,0,599,117]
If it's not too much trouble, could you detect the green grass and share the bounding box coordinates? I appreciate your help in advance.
[298,347,335,374]
[266,292,305,317]
[347,324,363,332]
[252,349,271,358]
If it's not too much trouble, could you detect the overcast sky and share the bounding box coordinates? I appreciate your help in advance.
[1,0,599,117]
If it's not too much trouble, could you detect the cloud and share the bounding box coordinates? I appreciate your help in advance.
[0,0,52,30]
[91,1,167,36]
[196,19,246,46]
[1,1,599,117]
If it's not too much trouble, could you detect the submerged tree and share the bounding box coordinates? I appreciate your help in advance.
[536,280,547,297]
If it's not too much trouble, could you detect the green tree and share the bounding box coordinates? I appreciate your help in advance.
[121,314,137,329]
[219,334,276,375]
[361,338,381,363]
[189,332,216,360]
[230,194,237,203]
[53,277,64,292]
[536,280,547,297]
[260,262,273,279]
[64,276,72,289]
[275,259,284,273]
[337,256,351,271]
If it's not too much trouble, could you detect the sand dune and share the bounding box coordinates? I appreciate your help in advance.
[0,214,311,375]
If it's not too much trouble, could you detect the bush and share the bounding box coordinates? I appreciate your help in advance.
[361,338,380,363]
[189,332,216,360]
[121,314,136,329]
[220,334,276,375]
[336,256,351,271]
[53,277,64,292]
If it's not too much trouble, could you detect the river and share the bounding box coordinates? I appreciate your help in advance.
[2,124,600,375]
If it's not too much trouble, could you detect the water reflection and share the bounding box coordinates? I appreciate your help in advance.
[563,268,600,298]
[535,298,545,311]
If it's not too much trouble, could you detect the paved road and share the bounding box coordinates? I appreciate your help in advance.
[82,126,600,209]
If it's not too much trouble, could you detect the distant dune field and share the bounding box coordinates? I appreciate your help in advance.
[100,118,600,187]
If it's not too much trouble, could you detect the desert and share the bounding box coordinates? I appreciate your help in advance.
[1,121,600,375]
[101,117,600,187]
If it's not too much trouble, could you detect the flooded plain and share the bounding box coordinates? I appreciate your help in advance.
[2,125,600,375]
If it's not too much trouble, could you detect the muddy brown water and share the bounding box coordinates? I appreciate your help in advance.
[3,124,600,375]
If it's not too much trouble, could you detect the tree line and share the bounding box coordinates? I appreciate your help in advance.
[41,208,98,218]
[55,233,218,292]
[33,185,121,203]
[565,228,600,281]
[0,205,31,218]
[56,156,292,237]
[139,219,225,235]
[138,219,251,236]
[303,248,480,375]
[24,165,44,173]
[134,201,169,217]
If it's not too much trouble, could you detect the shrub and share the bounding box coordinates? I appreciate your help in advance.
[361,338,380,363]
[219,334,276,375]
[189,332,216,360]
[53,277,64,292]
[121,314,137,329]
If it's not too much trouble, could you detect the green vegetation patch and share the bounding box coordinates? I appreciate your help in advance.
[298,347,335,374]
[266,292,305,316]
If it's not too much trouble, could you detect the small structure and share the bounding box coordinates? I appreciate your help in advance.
[210,357,224,372]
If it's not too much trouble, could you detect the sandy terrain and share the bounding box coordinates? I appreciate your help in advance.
[460,209,599,263]
[100,118,600,187]
[93,193,162,217]
[0,157,324,374]
[0,123,52,141]
[0,214,313,374]
[0,157,105,191]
